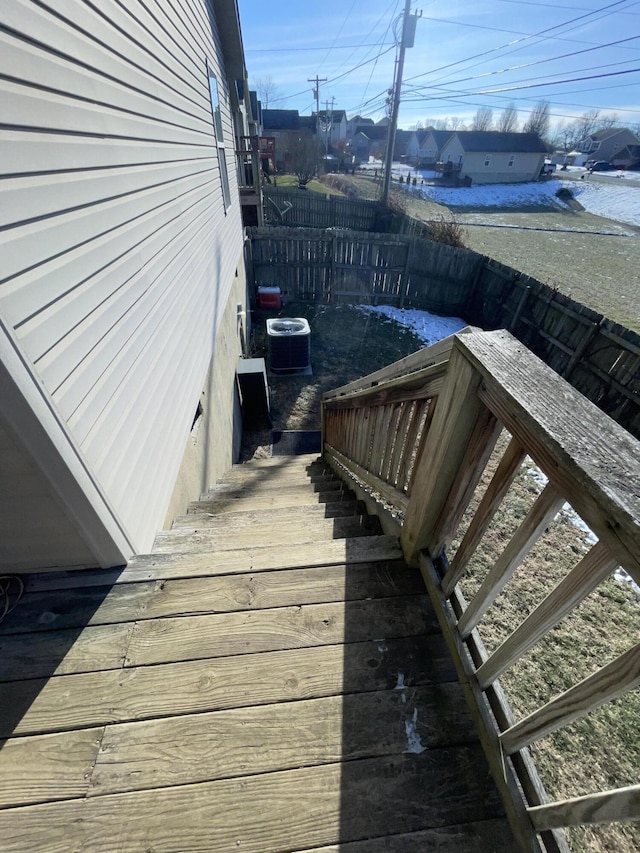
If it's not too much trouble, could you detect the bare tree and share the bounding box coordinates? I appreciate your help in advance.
[472,107,493,131]
[598,112,620,130]
[497,103,518,133]
[254,75,281,109]
[449,116,463,130]
[522,100,550,140]
[288,134,323,187]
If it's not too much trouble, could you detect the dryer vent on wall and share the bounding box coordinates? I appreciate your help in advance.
[266,318,311,375]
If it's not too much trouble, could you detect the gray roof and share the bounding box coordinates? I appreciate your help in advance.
[452,131,548,153]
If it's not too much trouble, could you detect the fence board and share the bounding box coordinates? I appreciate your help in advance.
[249,187,640,440]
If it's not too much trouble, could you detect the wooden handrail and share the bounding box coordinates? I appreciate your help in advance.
[321,327,640,850]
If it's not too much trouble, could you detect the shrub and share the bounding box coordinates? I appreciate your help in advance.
[428,215,465,247]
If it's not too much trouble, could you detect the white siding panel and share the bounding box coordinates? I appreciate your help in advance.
[1,131,214,176]
[0,160,217,229]
[0,34,209,127]
[2,171,216,300]
[5,0,204,99]
[23,204,214,374]
[0,80,212,143]
[1,0,246,554]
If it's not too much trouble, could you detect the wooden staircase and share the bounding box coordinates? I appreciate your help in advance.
[0,453,516,852]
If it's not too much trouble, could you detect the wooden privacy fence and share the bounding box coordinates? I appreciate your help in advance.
[322,328,640,853]
[247,225,640,440]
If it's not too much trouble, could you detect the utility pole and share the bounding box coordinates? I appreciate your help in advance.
[307,75,326,134]
[381,0,419,206]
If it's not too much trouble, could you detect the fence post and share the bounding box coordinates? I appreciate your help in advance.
[401,339,487,566]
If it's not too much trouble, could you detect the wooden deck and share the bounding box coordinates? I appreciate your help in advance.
[0,455,516,852]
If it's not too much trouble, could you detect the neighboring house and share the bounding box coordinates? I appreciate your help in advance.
[346,114,374,140]
[578,127,640,163]
[613,143,640,169]
[406,130,430,161]
[439,131,548,184]
[261,109,316,171]
[416,129,453,167]
[393,129,413,160]
[0,0,254,571]
[316,109,348,146]
[349,125,389,161]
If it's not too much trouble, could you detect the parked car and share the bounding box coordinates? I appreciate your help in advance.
[540,161,556,175]
[588,161,617,171]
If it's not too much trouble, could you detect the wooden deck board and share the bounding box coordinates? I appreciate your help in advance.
[152,515,380,553]
[0,635,456,737]
[89,685,475,796]
[0,459,515,851]
[0,561,420,635]
[0,753,506,853]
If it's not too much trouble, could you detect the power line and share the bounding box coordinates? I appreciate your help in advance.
[404,35,640,95]
[404,0,639,86]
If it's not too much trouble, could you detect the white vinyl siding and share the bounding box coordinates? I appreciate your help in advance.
[0,0,245,552]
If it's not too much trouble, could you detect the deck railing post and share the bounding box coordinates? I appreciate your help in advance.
[400,339,487,566]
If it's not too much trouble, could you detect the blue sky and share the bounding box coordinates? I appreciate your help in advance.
[236,0,640,131]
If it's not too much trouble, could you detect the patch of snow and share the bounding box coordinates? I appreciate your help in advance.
[394,672,406,690]
[614,568,640,596]
[384,163,640,228]
[526,466,549,491]
[405,708,427,754]
[355,304,466,346]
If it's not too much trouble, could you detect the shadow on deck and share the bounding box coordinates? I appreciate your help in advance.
[0,456,514,851]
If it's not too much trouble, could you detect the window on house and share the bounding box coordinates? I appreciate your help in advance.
[508,155,515,167]
[484,155,491,167]
[207,63,232,211]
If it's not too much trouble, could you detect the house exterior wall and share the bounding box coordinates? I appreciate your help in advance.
[440,137,545,183]
[461,151,545,183]
[0,0,247,565]
[586,130,640,162]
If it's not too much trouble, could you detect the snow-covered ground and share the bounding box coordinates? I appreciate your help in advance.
[355,304,466,346]
[359,160,640,228]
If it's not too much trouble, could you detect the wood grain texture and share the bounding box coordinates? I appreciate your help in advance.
[1,634,455,737]
[528,784,640,830]
[190,487,353,514]
[0,622,133,680]
[171,500,360,529]
[476,542,616,688]
[456,483,564,639]
[152,515,379,553]
[443,435,526,596]
[500,642,640,754]
[90,685,474,794]
[4,561,421,633]
[124,596,437,666]
[0,752,505,853]
[23,536,404,590]
[458,330,640,583]
[0,727,103,808]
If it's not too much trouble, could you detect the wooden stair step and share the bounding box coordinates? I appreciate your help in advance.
[0,596,437,680]
[201,478,348,500]
[0,634,457,737]
[152,516,382,554]
[0,685,475,808]
[173,501,362,529]
[23,536,404,591]
[206,476,340,495]
[0,751,506,853]
[2,561,420,636]
[229,453,323,469]
[190,488,354,514]
[214,469,337,486]
[272,821,516,853]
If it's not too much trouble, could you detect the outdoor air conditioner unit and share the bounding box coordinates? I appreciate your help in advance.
[266,317,311,374]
